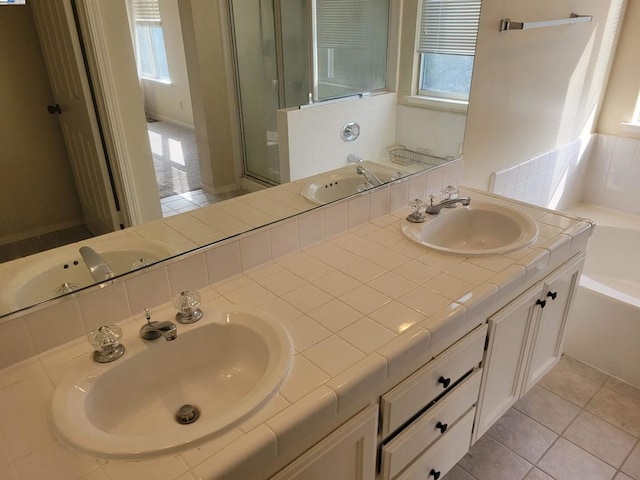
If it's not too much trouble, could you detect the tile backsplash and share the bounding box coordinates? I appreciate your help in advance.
[583,133,640,215]
[0,159,463,369]
[489,136,593,210]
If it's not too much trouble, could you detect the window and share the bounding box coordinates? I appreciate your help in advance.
[417,0,481,100]
[315,0,389,101]
[132,0,170,82]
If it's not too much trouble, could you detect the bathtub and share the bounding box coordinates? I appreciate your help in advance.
[564,204,640,388]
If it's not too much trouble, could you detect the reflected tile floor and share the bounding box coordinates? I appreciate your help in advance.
[160,188,249,217]
[447,355,640,480]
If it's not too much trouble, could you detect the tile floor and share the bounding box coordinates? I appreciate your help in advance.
[160,188,250,217]
[445,355,640,480]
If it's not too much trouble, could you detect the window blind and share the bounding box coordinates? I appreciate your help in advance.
[418,0,481,56]
[317,0,373,49]
[132,0,161,25]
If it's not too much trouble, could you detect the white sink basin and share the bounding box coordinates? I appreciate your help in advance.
[52,308,292,459]
[302,163,406,205]
[0,239,177,312]
[401,202,538,256]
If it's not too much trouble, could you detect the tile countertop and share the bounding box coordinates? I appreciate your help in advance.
[0,188,594,480]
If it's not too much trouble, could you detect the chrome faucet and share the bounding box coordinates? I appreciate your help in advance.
[425,196,471,214]
[79,246,114,282]
[139,308,177,341]
[356,165,383,186]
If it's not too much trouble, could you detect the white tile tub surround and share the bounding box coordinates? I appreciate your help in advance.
[583,133,640,215]
[0,186,594,479]
[279,92,398,181]
[490,136,593,210]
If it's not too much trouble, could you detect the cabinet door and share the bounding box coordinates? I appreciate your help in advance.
[270,405,378,480]
[473,284,542,441]
[523,255,585,393]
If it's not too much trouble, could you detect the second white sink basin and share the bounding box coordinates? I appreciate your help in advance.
[302,162,407,205]
[52,308,293,459]
[0,239,177,313]
[401,202,538,256]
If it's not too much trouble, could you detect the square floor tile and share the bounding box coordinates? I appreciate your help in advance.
[524,469,554,480]
[538,438,616,480]
[564,411,636,468]
[586,387,640,437]
[622,442,640,479]
[559,355,610,386]
[613,473,634,480]
[487,408,557,463]
[459,435,531,480]
[605,377,640,404]
[514,385,580,434]
[442,465,476,480]
[538,361,604,407]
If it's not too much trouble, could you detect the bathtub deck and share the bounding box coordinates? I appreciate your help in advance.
[449,354,640,480]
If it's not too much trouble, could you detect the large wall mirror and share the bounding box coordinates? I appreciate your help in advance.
[0,0,479,318]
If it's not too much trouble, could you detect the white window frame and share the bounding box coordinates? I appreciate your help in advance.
[415,0,481,104]
[131,0,171,83]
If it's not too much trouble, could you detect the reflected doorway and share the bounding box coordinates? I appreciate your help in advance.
[127,0,248,218]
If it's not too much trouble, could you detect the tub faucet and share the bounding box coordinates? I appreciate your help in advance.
[79,246,114,282]
[356,165,383,186]
[425,196,471,214]
[140,308,177,341]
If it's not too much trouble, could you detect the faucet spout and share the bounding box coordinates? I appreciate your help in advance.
[139,308,177,341]
[140,320,178,341]
[356,165,383,186]
[425,197,471,214]
[79,246,114,282]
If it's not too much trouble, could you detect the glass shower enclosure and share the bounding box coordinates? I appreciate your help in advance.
[229,0,389,185]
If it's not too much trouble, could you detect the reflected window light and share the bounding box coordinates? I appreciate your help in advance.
[169,138,185,166]
[148,131,163,156]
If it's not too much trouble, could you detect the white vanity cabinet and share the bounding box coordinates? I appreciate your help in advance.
[270,404,379,480]
[474,253,585,440]
[377,324,487,480]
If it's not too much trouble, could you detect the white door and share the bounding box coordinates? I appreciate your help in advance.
[30,0,119,236]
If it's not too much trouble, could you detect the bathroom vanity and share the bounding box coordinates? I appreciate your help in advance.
[270,251,585,480]
[0,178,593,479]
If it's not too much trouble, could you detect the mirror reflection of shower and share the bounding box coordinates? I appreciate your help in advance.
[229,0,389,186]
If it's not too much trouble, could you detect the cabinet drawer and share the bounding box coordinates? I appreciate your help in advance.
[380,369,481,480]
[380,324,486,438]
[396,407,475,480]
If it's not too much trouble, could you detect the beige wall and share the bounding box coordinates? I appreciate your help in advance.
[0,4,83,244]
[179,0,237,192]
[597,0,640,138]
[141,0,194,127]
[463,0,625,190]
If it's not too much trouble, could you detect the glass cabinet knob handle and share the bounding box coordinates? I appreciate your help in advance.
[173,290,203,324]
